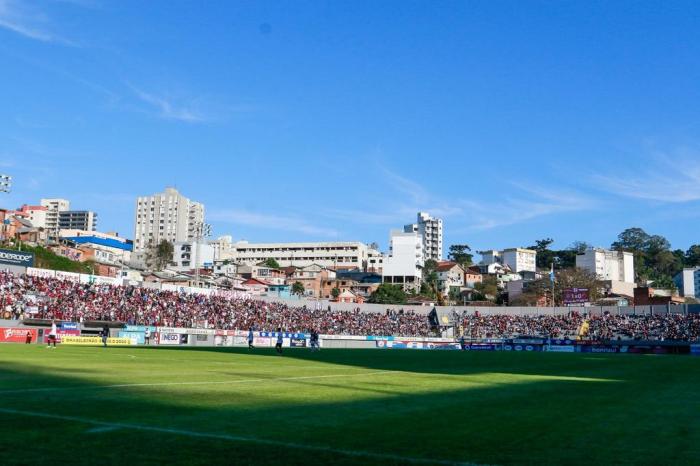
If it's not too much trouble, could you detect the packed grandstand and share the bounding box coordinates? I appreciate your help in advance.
[2,271,700,341]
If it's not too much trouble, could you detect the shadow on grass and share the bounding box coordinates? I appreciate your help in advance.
[0,348,699,466]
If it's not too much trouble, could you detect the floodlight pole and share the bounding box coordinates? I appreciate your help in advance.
[195,223,211,287]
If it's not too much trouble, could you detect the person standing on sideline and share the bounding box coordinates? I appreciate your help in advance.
[47,320,57,348]
[310,330,320,352]
[101,324,109,347]
[144,327,151,346]
[248,327,255,349]
[275,328,283,354]
[25,330,32,344]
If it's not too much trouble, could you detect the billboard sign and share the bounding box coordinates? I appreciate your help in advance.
[563,287,589,305]
[0,249,34,267]
[0,328,37,343]
[159,333,181,345]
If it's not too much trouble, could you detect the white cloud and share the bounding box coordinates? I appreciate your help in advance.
[209,209,339,238]
[130,87,206,123]
[0,0,73,44]
[593,155,700,203]
[327,166,595,233]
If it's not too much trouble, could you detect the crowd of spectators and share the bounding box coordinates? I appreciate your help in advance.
[586,313,700,341]
[3,271,700,341]
[455,310,700,341]
[0,272,431,336]
[456,311,584,339]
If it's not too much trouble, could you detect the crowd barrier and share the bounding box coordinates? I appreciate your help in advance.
[2,319,700,355]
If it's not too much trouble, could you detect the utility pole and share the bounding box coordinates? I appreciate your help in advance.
[195,223,211,287]
[0,175,10,245]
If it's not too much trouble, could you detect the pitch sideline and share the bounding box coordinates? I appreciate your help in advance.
[0,406,480,466]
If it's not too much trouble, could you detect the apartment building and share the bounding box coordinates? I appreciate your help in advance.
[404,211,443,261]
[223,241,372,269]
[133,187,205,252]
[576,248,635,283]
[480,248,537,273]
[58,210,97,231]
[40,198,70,233]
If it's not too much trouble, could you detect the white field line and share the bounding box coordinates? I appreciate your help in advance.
[0,370,395,394]
[0,406,479,466]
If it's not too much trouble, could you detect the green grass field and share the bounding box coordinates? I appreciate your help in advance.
[1,345,700,466]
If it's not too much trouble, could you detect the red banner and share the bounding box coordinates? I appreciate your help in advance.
[0,327,38,343]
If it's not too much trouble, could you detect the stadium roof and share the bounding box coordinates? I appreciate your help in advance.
[65,236,133,252]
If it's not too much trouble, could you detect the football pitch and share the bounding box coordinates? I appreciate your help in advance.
[1,346,700,465]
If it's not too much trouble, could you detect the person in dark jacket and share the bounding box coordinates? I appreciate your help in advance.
[101,325,109,347]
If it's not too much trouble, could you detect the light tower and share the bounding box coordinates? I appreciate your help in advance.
[0,175,11,193]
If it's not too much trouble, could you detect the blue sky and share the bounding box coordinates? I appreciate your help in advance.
[1,0,700,253]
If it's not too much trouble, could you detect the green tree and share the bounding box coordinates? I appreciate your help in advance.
[568,241,591,254]
[649,275,677,290]
[422,259,439,289]
[610,227,682,283]
[145,240,174,271]
[685,245,700,267]
[473,276,499,301]
[368,284,407,304]
[292,281,305,296]
[448,286,463,304]
[263,258,280,269]
[526,238,555,269]
[516,267,602,306]
[447,244,473,267]
[331,287,341,299]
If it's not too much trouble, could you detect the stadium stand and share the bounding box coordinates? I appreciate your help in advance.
[2,270,700,341]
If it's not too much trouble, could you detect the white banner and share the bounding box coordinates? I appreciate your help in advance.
[159,333,180,345]
[26,267,56,278]
[56,270,81,282]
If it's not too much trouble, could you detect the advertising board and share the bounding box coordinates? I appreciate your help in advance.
[462,344,498,351]
[26,267,56,278]
[158,333,181,345]
[503,344,543,352]
[0,248,34,267]
[119,331,144,345]
[563,288,589,305]
[0,327,37,343]
[290,338,307,347]
[61,336,132,345]
[55,270,80,282]
[43,328,80,343]
[579,345,618,353]
[546,345,575,353]
[253,336,272,347]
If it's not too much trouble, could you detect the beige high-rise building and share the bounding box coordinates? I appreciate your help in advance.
[133,187,205,252]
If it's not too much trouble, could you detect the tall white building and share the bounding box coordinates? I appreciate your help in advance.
[224,241,372,269]
[40,198,70,234]
[674,268,700,299]
[133,187,205,252]
[576,248,635,284]
[382,230,424,288]
[404,212,443,261]
[480,248,536,273]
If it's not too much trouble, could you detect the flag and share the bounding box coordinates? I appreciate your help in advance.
[549,263,555,283]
